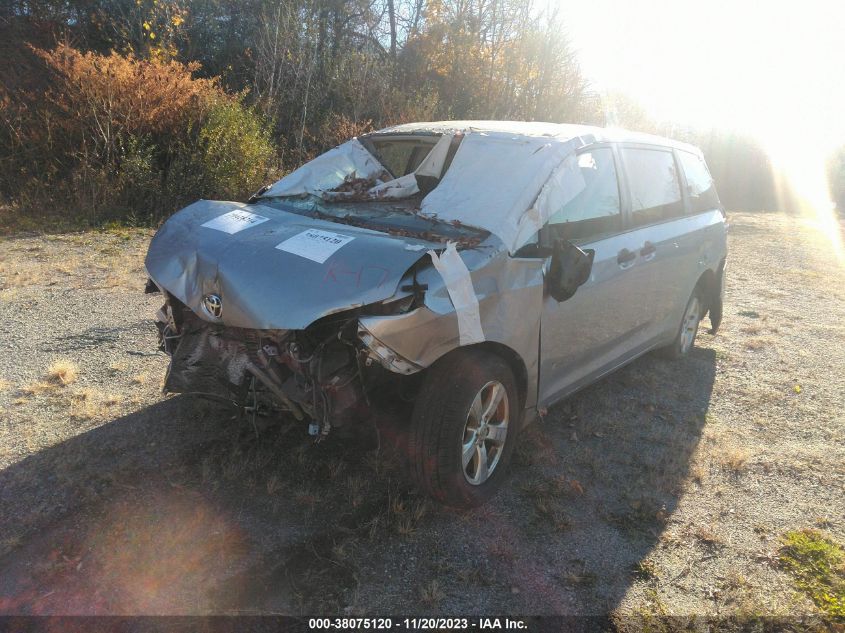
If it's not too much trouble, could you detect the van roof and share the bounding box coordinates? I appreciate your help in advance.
[373,120,702,155]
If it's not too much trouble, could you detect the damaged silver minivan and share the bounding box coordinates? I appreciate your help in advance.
[144,121,727,507]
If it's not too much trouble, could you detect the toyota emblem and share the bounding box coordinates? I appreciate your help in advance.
[202,293,223,319]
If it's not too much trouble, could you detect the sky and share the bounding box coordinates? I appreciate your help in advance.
[560,0,845,257]
[562,0,845,155]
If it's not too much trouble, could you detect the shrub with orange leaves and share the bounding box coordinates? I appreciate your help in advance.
[1,44,276,222]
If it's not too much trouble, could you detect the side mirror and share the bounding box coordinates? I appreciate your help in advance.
[548,238,595,302]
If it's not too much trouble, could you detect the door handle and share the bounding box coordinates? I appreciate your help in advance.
[617,248,636,268]
[640,241,657,259]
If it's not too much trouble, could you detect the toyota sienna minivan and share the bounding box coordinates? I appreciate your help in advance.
[145,121,727,507]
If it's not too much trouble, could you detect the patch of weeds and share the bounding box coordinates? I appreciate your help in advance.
[779,529,845,617]
[531,496,571,531]
[641,586,668,616]
[389,495,428,536]
[419,579,444,606]
[632,558,658,581]
[738,310,760,318]
[345,474,370,509]
[513,426,555,467]
[20,381,57,396]
[608,499,667,536]
[693,523,726,549]
[689,461,707,485]
[68,389,101,421]
[455,565,492,587]
[265,473,281,495]
[558,570,597,587]
[48,359,79,385]
[743,337,770,351]
[719,447,751,476]
[714,348,731,362]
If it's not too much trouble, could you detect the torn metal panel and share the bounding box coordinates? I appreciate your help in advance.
[357,325,422,374]
[514,152,586,248]
[261,139,385,199]
[365,172,419,199]
[261,134,454,203]
[377,120,599,139]
[144,199,434,330]
[419,133,588,253]
[359,248,545,409]
[256,125,588,253]
[414,132,453,179]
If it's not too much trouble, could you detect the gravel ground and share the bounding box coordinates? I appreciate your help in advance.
[0,212,843,621]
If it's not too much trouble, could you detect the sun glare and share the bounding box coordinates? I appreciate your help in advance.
[564,0,845,263]
[764,134,845,266]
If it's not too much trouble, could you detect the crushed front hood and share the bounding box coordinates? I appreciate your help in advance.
[145,200,433,329]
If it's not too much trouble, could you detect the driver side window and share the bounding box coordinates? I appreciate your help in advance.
[546,148,622,241]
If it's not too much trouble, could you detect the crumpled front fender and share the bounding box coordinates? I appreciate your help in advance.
[359,250,545,409]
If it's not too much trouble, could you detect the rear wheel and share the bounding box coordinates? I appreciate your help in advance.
[659,287,704,360]
[408,349,520,507]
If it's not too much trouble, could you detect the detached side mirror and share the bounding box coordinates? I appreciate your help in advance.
[548,238,595,302]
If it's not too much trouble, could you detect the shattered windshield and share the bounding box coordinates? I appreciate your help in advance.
[364,136,439,178]
[258,129,588,253]
[258,134,456,204]
[255,194,487,244]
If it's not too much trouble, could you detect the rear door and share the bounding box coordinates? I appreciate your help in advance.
[617,145,725,342]
[615,144,691,340]
[538,145,660,405]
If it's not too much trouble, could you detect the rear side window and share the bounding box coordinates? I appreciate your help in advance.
[547,148,621,240]
[621,148,684,225]
[678,150,720,214]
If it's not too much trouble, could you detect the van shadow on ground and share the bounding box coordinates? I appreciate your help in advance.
[0,347,716,617]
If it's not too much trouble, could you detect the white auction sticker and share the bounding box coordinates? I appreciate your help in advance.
[201,210,269,234]
[275,229,355,263]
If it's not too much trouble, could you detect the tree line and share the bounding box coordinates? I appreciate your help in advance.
[0,0,819,224]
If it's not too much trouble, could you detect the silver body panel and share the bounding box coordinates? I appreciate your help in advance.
[144,199,437,330]
[145,128,728,423]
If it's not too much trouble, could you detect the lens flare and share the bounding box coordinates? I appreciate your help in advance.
[764,135,845,267]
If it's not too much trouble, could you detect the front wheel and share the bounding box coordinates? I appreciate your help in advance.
[408,349,520,508]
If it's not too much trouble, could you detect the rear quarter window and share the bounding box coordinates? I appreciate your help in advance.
[678,150,721,214]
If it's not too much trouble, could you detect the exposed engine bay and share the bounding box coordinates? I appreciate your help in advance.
[154,291,421,438]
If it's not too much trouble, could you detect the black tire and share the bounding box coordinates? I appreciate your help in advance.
[708,263,726,334]
[408,349,520,508]
[658,286,705,360]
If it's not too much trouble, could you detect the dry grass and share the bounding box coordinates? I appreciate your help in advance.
[20,380,59,396]
[48,359,79,385]
[693,523,727,548]
[0,230,148,291]
[743,337,771,351]
[419,579,444,606]
[131,372,149,385]
[69,388,122,421]
[719,447,751,475]
[390,496,428,536]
